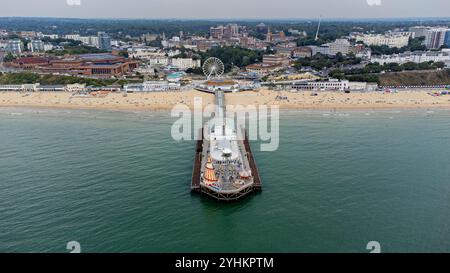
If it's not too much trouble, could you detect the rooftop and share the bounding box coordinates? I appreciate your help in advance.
[204,79,237,86]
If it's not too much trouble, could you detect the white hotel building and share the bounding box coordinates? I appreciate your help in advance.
[354,33,411,48]
[371,51,450,66]
[124,81,181,92]
[291,79,350,91]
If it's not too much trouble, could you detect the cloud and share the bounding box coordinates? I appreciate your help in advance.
[366,0,382,6]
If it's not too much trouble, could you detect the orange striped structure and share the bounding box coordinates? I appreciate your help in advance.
[203,157,218,185]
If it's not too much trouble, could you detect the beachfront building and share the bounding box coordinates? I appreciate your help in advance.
[0,84,39,91]
[0,83,87,92]
[347,81,378,91]
[8,54,138,77]
[370,51,450,66]
[10,57,50,69]
[65,83,86,93]
[37,85,65,92]
[124,81,181,92]
[195,79,240,93]
[49,54,138,77]
[291,79,350,91]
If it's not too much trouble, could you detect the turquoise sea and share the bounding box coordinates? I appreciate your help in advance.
[0,107,449,253]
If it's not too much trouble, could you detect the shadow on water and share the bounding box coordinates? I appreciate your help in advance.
[192,191,261,213]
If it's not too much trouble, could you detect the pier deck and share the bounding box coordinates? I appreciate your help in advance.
[191,90,262,201]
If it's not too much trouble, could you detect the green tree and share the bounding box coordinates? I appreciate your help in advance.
[3,53,17,62]
[200,46,263,72]
[118,50,129,58]
[432,62,445,69]
[329,69,346,79]
[147,38,163,48]
[402,62,418,71]
[384,63,402,72]
[186,67,203,75]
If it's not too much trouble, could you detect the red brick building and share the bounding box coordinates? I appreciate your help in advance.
[11,57,51,69]
[9,54,138,77]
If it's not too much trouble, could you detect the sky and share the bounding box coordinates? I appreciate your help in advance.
[0,0,449,19]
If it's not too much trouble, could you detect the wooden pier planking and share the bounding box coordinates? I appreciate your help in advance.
[244,131,262,191]
[191,128,203,191]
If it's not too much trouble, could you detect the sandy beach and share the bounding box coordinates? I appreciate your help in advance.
[0,90,215,110]
[226,89,450,109]
[1,89,450,110]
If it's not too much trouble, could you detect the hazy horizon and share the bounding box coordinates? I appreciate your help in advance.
[0,16,449,21]
[0,0,449,20]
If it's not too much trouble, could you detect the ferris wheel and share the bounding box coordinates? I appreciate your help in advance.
[202,57,225,79]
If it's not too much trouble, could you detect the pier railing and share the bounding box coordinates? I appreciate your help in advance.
[191,128,203,192]
[244,130,262,191]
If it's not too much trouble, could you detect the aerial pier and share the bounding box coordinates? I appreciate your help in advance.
[190,91,262,201]
[191,58,262,201]
[191,75,262,201]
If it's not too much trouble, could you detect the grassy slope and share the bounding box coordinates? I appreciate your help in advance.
[379,69,450,86]
[0,72,118,87]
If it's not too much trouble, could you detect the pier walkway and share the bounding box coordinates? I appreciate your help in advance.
[191,90,262,199]
[215,90,225,122]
